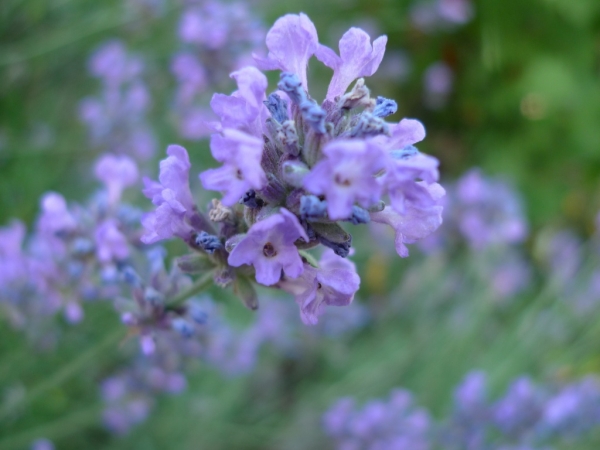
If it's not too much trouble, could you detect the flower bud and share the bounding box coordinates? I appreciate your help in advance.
[281,160,310,188]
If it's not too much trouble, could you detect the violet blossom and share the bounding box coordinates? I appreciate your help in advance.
[315,27,387,100]
[228,209,308,286]
[303,139,387,220]
[325,371,600,449]
[141,145,196,244]
[278,249,360,325]
[94,153,139,206]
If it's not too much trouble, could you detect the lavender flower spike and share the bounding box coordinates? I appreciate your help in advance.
[253,13,319,89]
[199,129,267,206]
[279,249,360,325]
[316,27,387,100]
[141,145,195,244]
[303,139,387,220]
[227,208,308,286]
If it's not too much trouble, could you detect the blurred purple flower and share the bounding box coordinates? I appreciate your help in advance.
[94,153,139,206]
[141,145,195,244]
[95,219,129,263]
[423,62,454,109]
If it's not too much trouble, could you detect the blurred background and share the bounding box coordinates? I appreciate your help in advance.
[2,0,600,448]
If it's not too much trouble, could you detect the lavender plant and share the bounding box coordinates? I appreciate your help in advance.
[0,153,142,340]
[324,371,600,449]
[171,0,265,140]
[143,13,445,325]
[79,40,157,163]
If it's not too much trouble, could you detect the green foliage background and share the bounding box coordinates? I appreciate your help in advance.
[1,0,600,448]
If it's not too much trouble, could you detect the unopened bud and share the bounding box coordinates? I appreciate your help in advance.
[144,287,164,306]
[176,253,214,274]
[299,195,328,220]
[171,318,194,338]
[350,112,389,138]
[195,231,223,254]
[281,120,300,156]
[373,96,398,118]
[240,190,265,209]
[301,99,326,134]
[344,206,370,225]
[310,222,352,258]
[278,72,306,105]
[390,145,418,160]
[264,93,289,123]
[281,160,310,188]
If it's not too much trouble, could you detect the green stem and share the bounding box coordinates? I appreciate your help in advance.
[0,271,215,424]
[167,270,215,309]
[0,328,125,423]
[0,405,102,450]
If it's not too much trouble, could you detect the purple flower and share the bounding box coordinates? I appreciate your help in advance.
[227,208,308,286]
[37,192,77,236]
[438,0,474,25]
[179,7,228,48]
[171,52,207,105]
[493,377,544,437]
[371,118,442,216]
[253,13,319,89]
[88,40,143,84]
[141,145,195,244]
[315,27,387,100]
[323,397,356,436]
[199,129,267,206]
[278,249,360,325]
[303,139,387,220]
[384,153,442,215]
[209,66,269,137]
[371,201,443,257]
[95,219,130,263]
[424,62,454,109]
[377,118,427,150]
[489,253,532,300]
[323,388,431,450]
[454,169,528,249]
[178,108,215,140]
[94,153,139,206]
[30,439,55,450]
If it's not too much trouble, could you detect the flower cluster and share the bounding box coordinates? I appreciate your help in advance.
[0,154,141,339]
[79,40,157,162]
[145,13,445,324]
[171,0,265,140]
[324,371,600,449]
[324,389,432,449]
